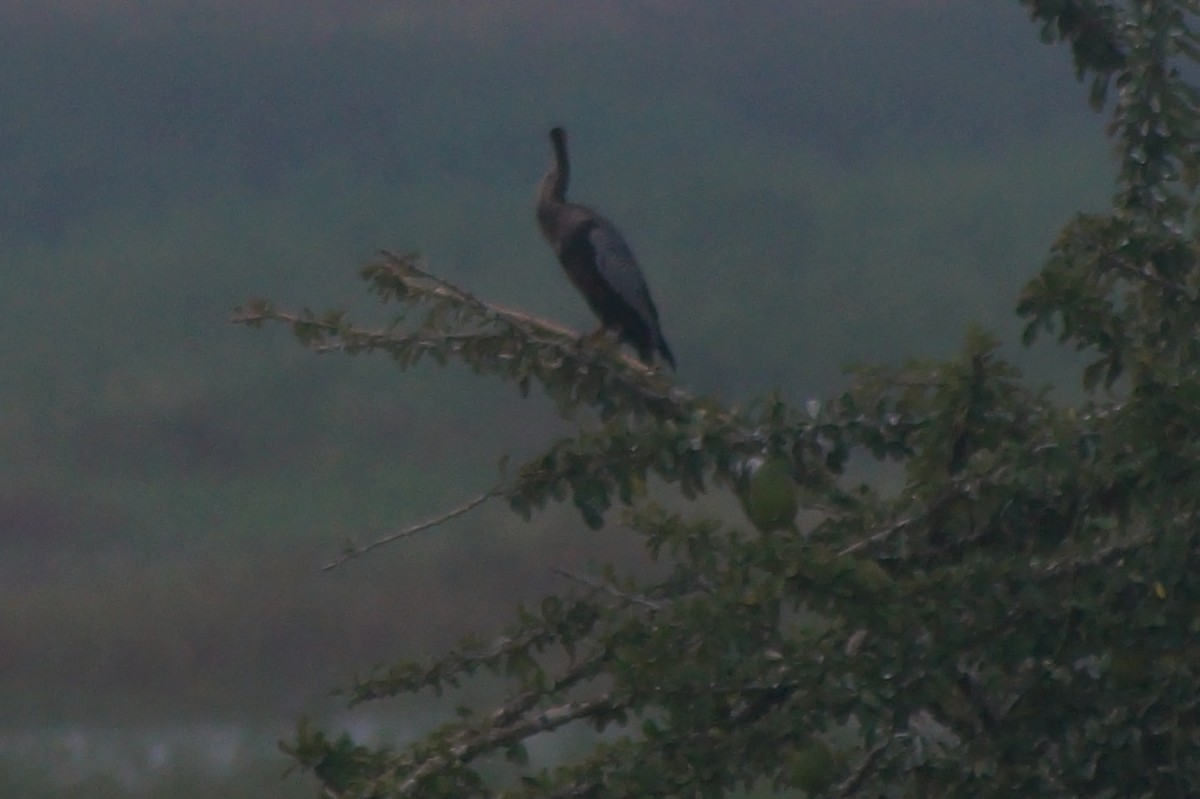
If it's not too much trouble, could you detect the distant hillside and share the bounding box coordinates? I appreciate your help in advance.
[0,3,1087,239]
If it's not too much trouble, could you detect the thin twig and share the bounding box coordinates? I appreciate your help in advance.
[391,695,616,795]
[323,489,501,571]
[838,515,915,557]
[1032,532,1152,580]
[835,739,890,797]
[378,251,658,373]
[1102,255,1192,297]
[551,565,666,611]
[491,652,606,728]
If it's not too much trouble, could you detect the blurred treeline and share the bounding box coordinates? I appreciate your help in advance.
[1,0,1108,741]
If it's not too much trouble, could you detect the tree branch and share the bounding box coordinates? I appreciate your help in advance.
[838,515,916,557]
[391,695,617,796]
[550,565,666,611]
[370,251,663,376]
[323,489,502,570]
[1033,531,1153,580]
[835,738,890,797]
[232,254,703,423]
[1101,254,1192,297]
[491,652,606,729]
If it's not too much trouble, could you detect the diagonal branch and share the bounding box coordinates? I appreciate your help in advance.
[550,565,666,611]
[369,251,663,375]
[838,515,916,557]
[491,651,607,728]
[1101,254,1192,297]
[391,695,618,796]
[1033,531,1154,580]
[835,738,890,797]
[232,254,701,423]
[323,489,502,571]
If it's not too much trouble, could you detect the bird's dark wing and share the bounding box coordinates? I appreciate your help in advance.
[586,219,662,329]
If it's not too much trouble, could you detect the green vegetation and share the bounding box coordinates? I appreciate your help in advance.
[233,2,1200,796]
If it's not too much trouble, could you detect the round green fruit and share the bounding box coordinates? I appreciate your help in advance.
[737,454,799,532]
[789,738,836,794]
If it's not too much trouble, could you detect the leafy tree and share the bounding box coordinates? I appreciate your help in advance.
[235,2,1200,796]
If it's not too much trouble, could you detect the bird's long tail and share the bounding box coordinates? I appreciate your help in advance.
[655,330,677,371]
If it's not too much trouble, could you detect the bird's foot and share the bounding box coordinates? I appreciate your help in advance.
[576,327,619,358]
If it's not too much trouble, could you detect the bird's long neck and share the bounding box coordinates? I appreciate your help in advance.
[539,134,569,206]
[537,133,572,243]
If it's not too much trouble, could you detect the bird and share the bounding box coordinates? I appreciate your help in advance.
[536,127,676,370]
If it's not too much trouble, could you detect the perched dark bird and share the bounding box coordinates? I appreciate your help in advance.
[536,127,676,370]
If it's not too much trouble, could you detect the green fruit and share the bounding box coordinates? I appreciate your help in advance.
[789,738,836,794]
[854,560,893,592]
[737,454,799,532]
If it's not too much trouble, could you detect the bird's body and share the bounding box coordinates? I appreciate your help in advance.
[536,127,676,370]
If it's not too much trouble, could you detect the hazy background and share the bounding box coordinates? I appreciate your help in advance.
[1,2,1111,795]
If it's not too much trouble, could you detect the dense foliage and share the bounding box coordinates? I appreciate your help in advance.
[237,2,1200,795]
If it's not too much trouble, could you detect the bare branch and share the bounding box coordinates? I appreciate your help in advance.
[323,489,501,571]
[1101,254,1192,297]
[1033,531,1153,580]
[550,565,666,611]
[835,739,890,797]
[391,695,617,796]
[492,652,606,728]
[838,515,915,557]
[233,257,704,424]
[373,251,663,376]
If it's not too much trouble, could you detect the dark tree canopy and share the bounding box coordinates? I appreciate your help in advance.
[235,2,1200,796]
